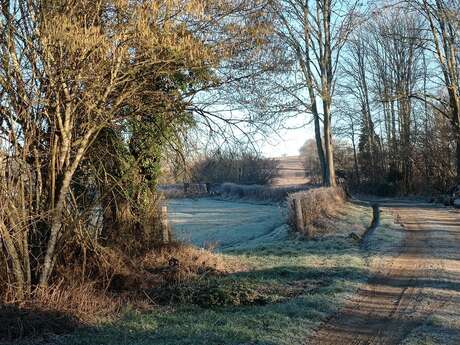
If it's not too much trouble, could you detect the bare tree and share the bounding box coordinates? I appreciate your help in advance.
[340,31,380,180]
[414,0,460,179]
[268,0,359,186]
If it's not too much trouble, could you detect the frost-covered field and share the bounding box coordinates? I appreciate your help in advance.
[167,198,287,249]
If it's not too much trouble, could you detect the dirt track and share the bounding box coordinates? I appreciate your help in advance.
[309,202,460,345]
[272,156,309,186]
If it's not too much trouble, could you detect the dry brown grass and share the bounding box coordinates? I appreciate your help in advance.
[0,282,120,342]
[288,187,346,237]
[58,241,238,294]
[141,242,242,284]
[1,241,239,342]
[35,282,121,322]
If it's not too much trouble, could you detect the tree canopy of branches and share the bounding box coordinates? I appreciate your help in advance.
[265,0,460,194]
[0,0,271,299]
[329,0,460,194]
[264,0,358,186]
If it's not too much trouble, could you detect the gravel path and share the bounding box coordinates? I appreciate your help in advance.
[308,202,460,345]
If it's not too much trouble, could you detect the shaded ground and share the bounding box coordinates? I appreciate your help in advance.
[308,202,460,345]
[38,237,373,345]
[0,305,78,342]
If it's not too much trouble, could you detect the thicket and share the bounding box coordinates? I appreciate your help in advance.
[0,0,272,308]
[190,151,279,185]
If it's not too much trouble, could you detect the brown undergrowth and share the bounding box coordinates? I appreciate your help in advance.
[0,242,238,343]
[288,187,346,237]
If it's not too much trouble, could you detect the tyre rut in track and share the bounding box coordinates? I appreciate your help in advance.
[307,203,460,345]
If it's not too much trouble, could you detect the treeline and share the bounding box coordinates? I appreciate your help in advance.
[245,0,460,195]
[190,151,279,185]
[334,2,459,195]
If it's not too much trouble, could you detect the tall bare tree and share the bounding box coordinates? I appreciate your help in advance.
[416,0,460,178]
[268,0,358,186]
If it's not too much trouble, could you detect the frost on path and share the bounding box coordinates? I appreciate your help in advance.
[309,202,460,345]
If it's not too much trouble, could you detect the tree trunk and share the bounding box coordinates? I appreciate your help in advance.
[456,133,460,182]
[323,101,336,187]
[313,111,328,184]
[351,121,360,184]
[39,129,98,287]
[0,222,26,299]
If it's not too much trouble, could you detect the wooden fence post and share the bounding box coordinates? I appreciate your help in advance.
[294,197,305,234]
[160,205,171,243]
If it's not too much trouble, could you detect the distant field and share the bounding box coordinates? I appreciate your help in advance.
[272,155,309,186]
[167,198,286,249]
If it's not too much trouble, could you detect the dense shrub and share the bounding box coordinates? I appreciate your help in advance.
[190,151,279,185]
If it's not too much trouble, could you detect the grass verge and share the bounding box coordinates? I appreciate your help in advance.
[16,202,405,345]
